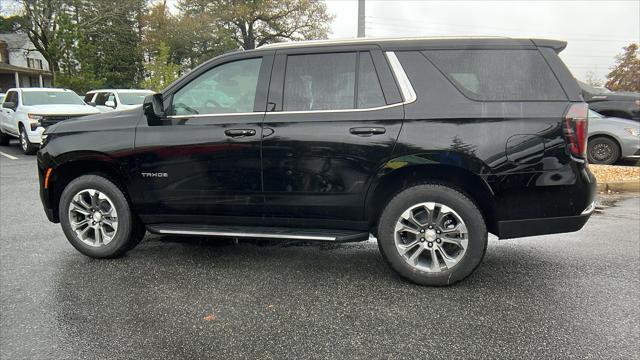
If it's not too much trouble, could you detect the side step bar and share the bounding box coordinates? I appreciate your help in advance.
[146,224,370,242]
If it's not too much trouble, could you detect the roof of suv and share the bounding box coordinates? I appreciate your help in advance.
[258,36,567,52]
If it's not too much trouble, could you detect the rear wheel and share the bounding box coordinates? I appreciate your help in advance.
[377,183,487,286]
[19,126,37,155]
[587,136,620,165]
[59,175,142,258]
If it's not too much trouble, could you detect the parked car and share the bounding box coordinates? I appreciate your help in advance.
[37,37,596,286]
[578,81,640,121]
[0,93,5,102]
[84,89,154,112]
[587,110,640,164]
[0,88,100,154]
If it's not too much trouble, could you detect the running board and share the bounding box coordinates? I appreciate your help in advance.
[146,224,370,242]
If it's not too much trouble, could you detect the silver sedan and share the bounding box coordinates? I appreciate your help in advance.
[588,110,640,164]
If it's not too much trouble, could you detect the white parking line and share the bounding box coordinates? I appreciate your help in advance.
[0,151,18,160]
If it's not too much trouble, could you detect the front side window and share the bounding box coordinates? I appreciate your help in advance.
[171,58,262,116]
[283,52,356,111]
[22,91,84,106]
[4,91,17,105]
[94,92,109,106]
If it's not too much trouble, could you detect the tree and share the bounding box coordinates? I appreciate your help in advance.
[605,43,640,92]
[142,42,181,91]
[178,0,334,50]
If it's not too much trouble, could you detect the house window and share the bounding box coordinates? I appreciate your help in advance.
[27,58,43,70]
[29,76,40,87]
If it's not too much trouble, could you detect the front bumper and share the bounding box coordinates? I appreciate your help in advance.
[27,126,45,145]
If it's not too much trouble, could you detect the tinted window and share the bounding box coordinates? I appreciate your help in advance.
[22,91,84,106]
[357,52,385,108]
[424,50,566,101]
[172,58,262,115]
[4,91,17,104]
[94,92,109,106]
[283,53,356,111]
[84,93,95,103]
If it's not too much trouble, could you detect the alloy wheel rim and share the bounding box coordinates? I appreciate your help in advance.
[394,202,468,272]
[591,143,612,162]
[68,189,118,247]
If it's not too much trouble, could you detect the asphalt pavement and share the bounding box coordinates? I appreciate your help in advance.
[1,141,639,359]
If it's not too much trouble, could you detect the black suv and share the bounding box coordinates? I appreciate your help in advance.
[38,37,596,286]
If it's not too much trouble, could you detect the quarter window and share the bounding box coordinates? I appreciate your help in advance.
[357,52,385,108]
[424,49,566,101]
[283,52,356,111]
[171,58,262,116]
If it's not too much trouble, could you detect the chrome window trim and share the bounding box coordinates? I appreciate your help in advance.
[385,51,417,104]
[166,51,417,118]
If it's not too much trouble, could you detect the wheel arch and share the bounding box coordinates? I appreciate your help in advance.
[365,153,497,235]
[46,152,132,222]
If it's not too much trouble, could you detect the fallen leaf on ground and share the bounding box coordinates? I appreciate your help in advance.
[203,314,216,321]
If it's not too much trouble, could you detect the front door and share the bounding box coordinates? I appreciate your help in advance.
[261,48,405,222]
[134,54,273,222]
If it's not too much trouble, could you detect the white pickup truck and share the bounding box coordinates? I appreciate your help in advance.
[0,88,100,154]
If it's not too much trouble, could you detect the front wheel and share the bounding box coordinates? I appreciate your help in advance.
[59,175,142,258]
[19,126,37,155]
[377,183,487,286]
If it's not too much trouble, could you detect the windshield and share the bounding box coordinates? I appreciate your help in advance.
[22,91,85,106]
[118,92,154,105]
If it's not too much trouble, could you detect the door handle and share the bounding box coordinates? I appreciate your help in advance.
[349,127,386,136]
[225,129,256,137]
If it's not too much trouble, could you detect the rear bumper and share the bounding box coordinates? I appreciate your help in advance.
[498,201,595,239]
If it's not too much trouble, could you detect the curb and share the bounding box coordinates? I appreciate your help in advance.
[597,181,640,193]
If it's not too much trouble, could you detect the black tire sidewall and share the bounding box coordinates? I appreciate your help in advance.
[377,184,487,286]
[588,137,620,165]
[59,175,134,258]
[20,127,36,155]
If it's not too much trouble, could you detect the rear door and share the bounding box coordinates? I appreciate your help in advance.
[261,47,405,221]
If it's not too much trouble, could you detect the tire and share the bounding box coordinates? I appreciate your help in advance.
[19,126,37,155]
[587,136,620,165]
[377,183,487,286]
[0,128,10,146]
[59,175,141,258]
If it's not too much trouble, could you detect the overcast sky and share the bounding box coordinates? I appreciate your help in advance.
[325,0,640,84]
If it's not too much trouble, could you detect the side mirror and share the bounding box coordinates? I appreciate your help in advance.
[105,100,116,108]
[2,101,16,111]
[143,93,165,125]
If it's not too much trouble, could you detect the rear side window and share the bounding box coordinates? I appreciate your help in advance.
[283,52,356,111]
[424,49,566,101]
[84,93,95,103]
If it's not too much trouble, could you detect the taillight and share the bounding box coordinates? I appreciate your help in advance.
[563,103,589,158]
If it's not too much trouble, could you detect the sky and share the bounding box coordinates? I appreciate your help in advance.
[3,0,638,83]
[324,0,640,84]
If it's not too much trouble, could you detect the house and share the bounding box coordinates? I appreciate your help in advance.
[0,33,53,92]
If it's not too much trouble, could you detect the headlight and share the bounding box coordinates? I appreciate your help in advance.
[624,127,640,136]
[27,113,43,131]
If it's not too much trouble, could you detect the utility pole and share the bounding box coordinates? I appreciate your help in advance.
[357,0,365,37]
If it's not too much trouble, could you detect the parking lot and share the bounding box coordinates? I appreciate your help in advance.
[1,141,639,359]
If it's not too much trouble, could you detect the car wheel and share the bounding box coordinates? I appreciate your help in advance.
[587,137,620,165]
[377,183,487,286]
[59,175,140,258]
[19,126,37,155]
[0,129,10,146]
